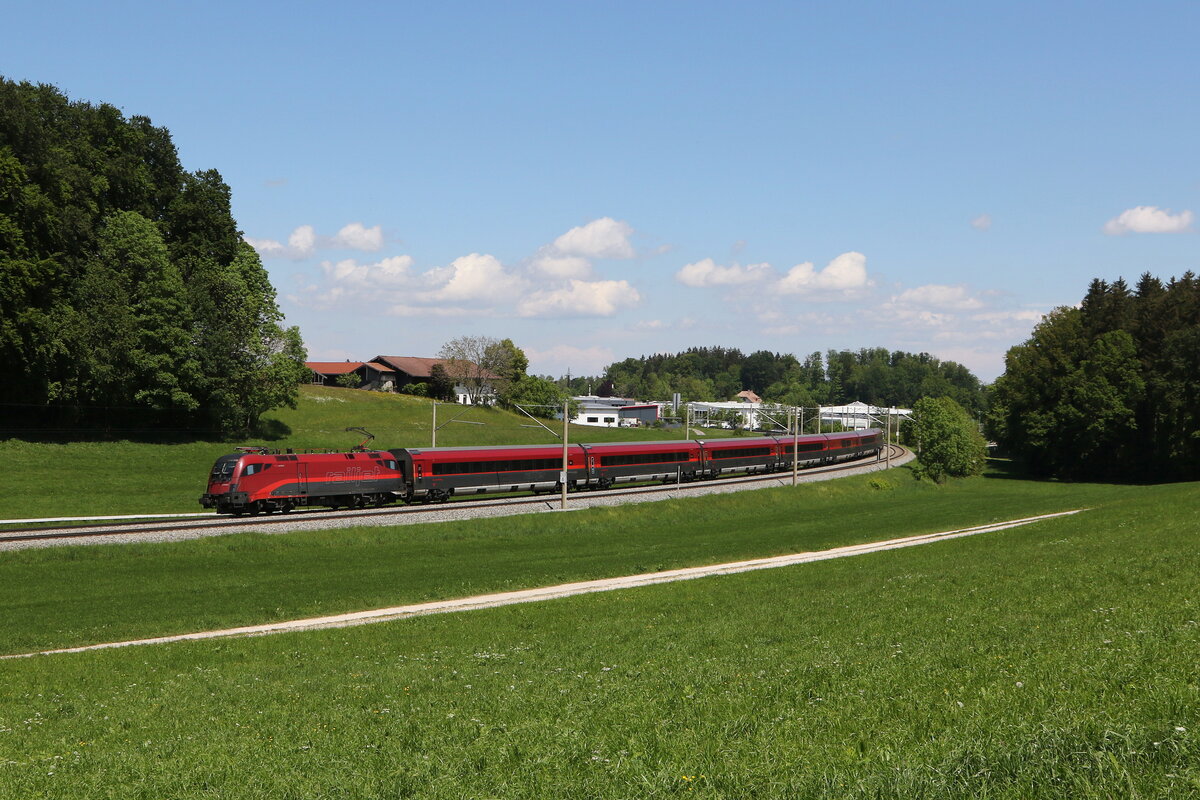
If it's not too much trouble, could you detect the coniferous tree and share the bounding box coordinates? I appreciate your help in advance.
[990,273,1200,480]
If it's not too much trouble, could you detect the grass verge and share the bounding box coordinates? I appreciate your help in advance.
[0,473,1196,797]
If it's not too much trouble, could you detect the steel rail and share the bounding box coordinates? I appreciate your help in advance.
[0,445,907,546]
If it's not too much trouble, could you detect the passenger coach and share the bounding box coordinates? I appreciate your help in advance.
[202,429,885,513]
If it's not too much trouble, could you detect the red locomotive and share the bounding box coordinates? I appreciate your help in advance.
[201,429,884,515]
[200,448,405,515]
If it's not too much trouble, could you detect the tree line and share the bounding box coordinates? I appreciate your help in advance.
[0,78,307,436]
[989,273,1200,481]
[585,346,984,413]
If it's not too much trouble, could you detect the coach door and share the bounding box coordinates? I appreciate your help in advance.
[297,464,308,499]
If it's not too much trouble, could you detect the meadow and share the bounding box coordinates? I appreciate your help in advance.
[1,464,1197,797]
[0,386,725,520]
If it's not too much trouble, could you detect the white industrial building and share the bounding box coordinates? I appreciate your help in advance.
[819,401,911,430]
[568,396,660,427]
[687,400,770,430]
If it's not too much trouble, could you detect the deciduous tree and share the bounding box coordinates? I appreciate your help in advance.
[908,396,987,482]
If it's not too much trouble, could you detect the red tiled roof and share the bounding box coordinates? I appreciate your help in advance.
[372,356,445,378]
[373,355,499,380]
[306,361,364,375]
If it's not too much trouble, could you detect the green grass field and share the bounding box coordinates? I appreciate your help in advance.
[0,386,726,520]
[1,465,1197,797]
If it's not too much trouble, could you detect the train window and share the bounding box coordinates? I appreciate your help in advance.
[433,457,567,476]
[709,447,772,460]
[602,451,690,467]
[587,417,598,423]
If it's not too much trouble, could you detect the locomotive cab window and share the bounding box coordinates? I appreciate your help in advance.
[210,458,239,482]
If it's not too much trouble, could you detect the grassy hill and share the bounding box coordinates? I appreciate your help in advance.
[0,467,1196,796]
[0,386,726,520]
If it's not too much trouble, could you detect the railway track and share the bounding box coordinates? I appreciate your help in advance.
[1,445,910,548]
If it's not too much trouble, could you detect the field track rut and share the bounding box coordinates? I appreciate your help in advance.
[4,509,1083,659]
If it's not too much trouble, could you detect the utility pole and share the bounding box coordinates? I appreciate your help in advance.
[432,402,437,448]
[561,399,569,510]
[792,406,799,486]
[886,410,891,469]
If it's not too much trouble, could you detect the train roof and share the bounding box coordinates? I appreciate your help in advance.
[698,436,783,448]
[394,443,582,457]
[577,440,701,452]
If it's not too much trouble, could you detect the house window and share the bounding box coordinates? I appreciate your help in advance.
[604,417,615,423]
[587,417,598,423]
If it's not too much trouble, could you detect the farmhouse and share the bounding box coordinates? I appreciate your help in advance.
[306,361,397,390]
[370,355,498,405]
[305,356,498,405]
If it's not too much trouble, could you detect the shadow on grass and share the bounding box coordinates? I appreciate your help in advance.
[982,457,1184,487]
[0,418,293,446]
[982,458,1035,481]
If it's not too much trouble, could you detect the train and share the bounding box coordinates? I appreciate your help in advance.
[200,429,885,516]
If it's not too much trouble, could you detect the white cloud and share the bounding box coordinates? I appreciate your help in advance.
[529,252,593,280]
[633,319,668,330]
[288,225,317,257]
[243,226,317,259]
[676,258,772,287]
[971,213,993,231]
[553,217,636,259]
[245,222,385,259]
[970,309,1045,324]
[280,218,647,320]
[776,251,873,296]
[385,304,475,317]
[424,253,525,303]
[321,255,414,289]
[892,284,985,311]
[244,236,286,256]
[331,222,384,252]
[1104,206,1194,235]
[518,279,640,318]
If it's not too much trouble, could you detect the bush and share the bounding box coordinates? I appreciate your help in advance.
[906,396,987,483]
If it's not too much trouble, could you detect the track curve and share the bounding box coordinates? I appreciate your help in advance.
[1,445,912,550]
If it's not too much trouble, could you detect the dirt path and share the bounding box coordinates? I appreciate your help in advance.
[4,509,1082,660]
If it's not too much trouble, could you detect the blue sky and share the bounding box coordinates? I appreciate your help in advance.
[4,1,1197,382]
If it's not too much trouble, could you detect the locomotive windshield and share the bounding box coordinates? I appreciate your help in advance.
[209,455,240,483]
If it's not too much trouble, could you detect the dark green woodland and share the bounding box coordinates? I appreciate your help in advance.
[591,346,984,414]
[989,274,1200,481]
[0,78,307,437]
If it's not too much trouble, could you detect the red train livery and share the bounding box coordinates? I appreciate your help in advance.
[201,430,884,515]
